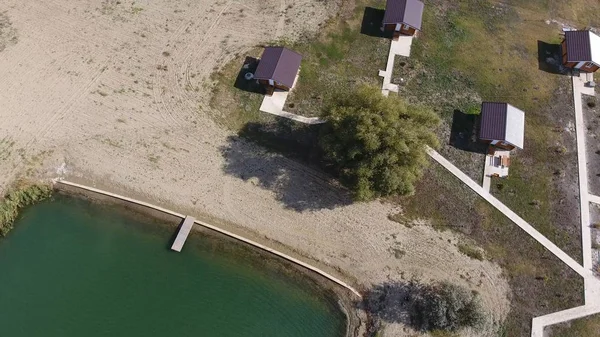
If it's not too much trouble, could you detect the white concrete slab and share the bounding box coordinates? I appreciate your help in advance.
[171,215,195,252]
[390,36,413,57]
[258,73,325,125]
[482,150,510,192]
[379,36,413,96]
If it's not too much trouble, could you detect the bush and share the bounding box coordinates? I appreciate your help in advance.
[319,85,440,201]
[458,243,485,261]
[411,282,484,332]
[464,103,481,115]
[0,182,52,236]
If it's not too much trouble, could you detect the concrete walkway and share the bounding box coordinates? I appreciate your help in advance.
[428,146,600,335]
[531,305,600,337]
[589,194,600,205]
[379,36,413,96]
[427,148,591,277]
[573,75,594,271]
[259,90,325,125]
[259,73,325,125]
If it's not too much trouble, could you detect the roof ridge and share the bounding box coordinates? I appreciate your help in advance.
[272,47,286,82]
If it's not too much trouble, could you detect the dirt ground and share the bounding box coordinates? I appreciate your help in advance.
[0,1,510,336]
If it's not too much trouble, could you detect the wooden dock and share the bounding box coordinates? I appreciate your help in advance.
[171,216,195,252]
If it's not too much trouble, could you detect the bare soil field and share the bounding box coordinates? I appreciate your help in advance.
[0,0,510,336]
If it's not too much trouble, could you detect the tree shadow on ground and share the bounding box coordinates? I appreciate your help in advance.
[219,119,354,212]
[448,110,487,154]
[234,56,265,94]
[359,281,413,329]
[361,7,393,39]
[537,41,568,75]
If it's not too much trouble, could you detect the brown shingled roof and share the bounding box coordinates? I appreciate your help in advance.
[479,102,508,141]
[564,30,593,63]
[253,47,302,89]
[382,0,424,30]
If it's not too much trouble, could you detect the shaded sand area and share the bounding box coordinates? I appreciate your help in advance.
[0,1,509,335]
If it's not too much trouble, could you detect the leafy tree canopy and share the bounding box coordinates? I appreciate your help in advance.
[319,85,440,201]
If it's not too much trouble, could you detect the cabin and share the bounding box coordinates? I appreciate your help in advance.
[561,30,600,73]
[253,47,302,96]
[478,102,525,151]
[382,0,424,38]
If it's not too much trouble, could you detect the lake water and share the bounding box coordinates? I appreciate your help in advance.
[0,195,346,337]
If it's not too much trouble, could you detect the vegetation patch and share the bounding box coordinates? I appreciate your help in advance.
[0,11,18,52]
[457,242,484,261]
[0,181,53,236]
[365,280,485,334]
[320,85,439,200]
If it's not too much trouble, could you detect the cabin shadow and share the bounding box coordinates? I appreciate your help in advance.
[234,56,264,94]
[449,110,487,154]
[361,7,393,39]
[537,41,567,75]
[219,119,353,212]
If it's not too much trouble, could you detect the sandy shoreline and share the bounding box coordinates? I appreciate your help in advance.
[54,181,364,336]
[0,0,510,335]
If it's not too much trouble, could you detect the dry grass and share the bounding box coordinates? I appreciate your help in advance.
[548,313,600,337]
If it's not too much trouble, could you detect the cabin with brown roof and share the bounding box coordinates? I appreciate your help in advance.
[253,47,302,96]
[478,102,525,151]
[561,30,600,73]
[382,0,424,38]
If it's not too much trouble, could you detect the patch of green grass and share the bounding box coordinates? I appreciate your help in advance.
[0,181,52,236]
[210,0,389,123]
[457,242,484,261]
[147,154,160,164]
[209,48,271,131]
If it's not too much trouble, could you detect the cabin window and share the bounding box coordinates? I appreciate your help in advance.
[268,79,274,86]
[403,24,410,30]
[395,23,401,31]
[586,62,595,68]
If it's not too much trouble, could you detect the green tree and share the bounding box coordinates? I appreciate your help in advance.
[319,85,440,201]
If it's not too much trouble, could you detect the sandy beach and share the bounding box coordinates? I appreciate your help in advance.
[0,0,510,335]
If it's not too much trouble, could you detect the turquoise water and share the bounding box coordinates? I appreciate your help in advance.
[0,195,346,337]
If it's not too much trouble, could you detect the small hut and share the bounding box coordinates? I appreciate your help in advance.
[561,30,600,73]
[478,102,525,151]
[382,0,424,38]
[253,47,302,96]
